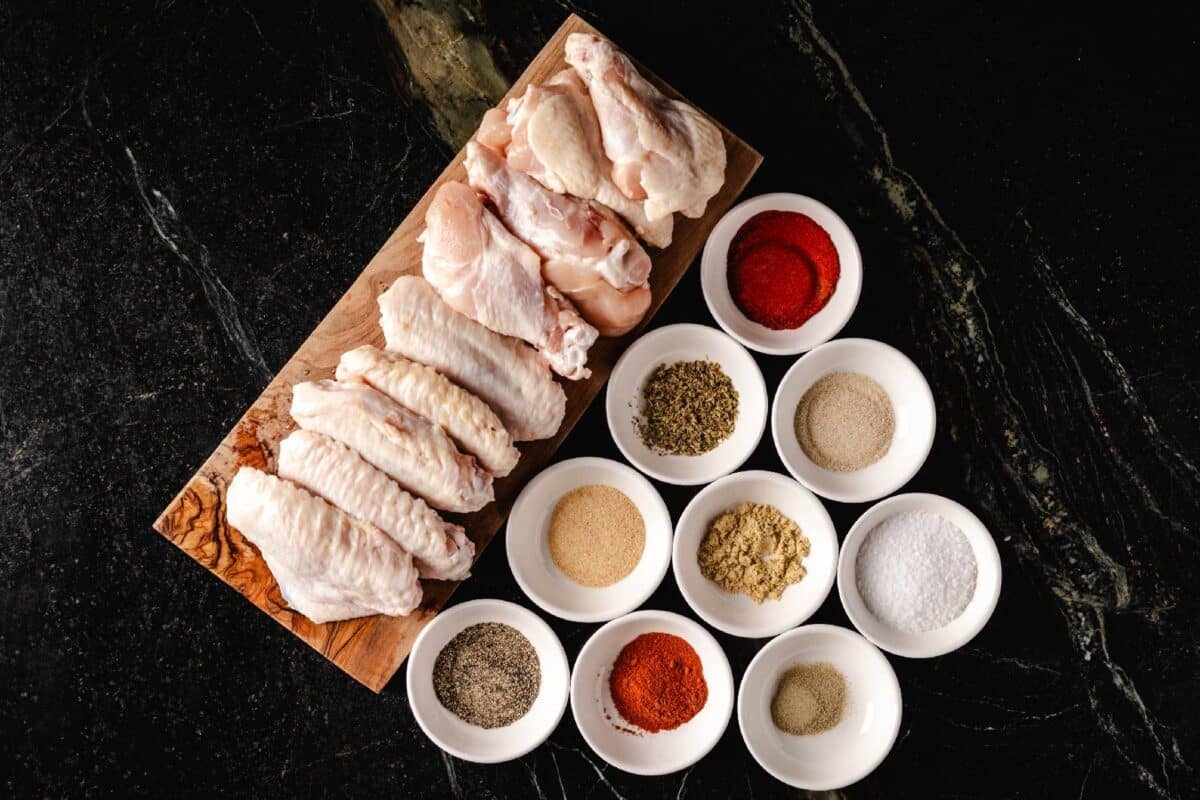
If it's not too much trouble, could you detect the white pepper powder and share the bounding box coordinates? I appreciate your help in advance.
[794,372,895,472]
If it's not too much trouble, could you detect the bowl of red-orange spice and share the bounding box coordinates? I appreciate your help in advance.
[569,610,735,775]
[701,193,863,355]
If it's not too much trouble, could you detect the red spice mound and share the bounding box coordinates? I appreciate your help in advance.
[608,632,708,733]
[727,210,841,330]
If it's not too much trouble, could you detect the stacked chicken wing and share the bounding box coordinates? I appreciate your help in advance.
[225,33,727,623]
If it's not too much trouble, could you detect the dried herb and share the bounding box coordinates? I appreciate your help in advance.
[635,360,738,456]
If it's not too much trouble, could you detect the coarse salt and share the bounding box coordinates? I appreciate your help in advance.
[855,510,977,633]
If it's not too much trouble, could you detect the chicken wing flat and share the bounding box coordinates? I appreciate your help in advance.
[278,430,474,581]
[226,467,422,621]
[336,345,518,476]
[377,276,566,441]
[263,553,376,624]
[290,379,493,513]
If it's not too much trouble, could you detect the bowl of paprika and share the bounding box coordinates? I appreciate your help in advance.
[701,193,862,355]
[570,610,735,775]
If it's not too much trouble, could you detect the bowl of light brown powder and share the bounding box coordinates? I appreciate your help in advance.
[672,470,839,638]
[736,624,902,790]
[771,338,937,503]
[506,457,674,623]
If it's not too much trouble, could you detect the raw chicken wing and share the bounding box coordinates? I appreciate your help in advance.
[421,181,598,380]
[264,554,375,624]
[290,379,493,513]
[540,261,651,339]
[226,467,422,622]
[465,140,651,335]
[565,33,726,220]
[465,140,649,290]
[337,345,518,476]
[478,69,673,248]
[278,430,474,580]
[378,276,566,441]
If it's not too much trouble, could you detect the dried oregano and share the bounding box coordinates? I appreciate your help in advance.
[634,360,738,456]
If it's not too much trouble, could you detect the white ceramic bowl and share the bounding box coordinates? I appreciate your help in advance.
[506,457,673,623]
[838,493,1002,658]
[407,599,570,763]
[606,324,768,486]
[738,624,902,790]
[570,610,735,775]
[701,193,863,355]
[772,338,936,503]
[672,471,838,638]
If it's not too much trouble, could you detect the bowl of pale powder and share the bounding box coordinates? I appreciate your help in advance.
[772,338,936,503]
[507,457,674,623]
[737,624,901,790]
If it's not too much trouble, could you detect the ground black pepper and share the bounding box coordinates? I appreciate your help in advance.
[433,622,540,729]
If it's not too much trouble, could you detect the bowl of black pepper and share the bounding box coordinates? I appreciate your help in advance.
[407,599,569,763]
[606,324,768,486]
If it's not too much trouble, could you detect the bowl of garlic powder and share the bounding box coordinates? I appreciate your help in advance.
[506,457,674,623]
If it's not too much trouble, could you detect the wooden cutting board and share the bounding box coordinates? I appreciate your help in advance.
[153,13,762,692]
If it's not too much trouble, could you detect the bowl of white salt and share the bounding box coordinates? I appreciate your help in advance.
[837,493,1002,658]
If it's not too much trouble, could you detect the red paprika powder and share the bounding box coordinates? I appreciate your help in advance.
[608,632,707,733]
[727,210,841,330]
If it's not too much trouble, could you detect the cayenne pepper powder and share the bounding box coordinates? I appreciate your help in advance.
[727,210,841,330]
[608,632,707,733]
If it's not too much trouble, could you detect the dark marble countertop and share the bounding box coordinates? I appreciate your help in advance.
[3,1,1197,797]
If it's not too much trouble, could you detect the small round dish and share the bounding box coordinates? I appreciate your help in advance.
[571,609,735,776]
[672,471,838,638]
[772,338,936,503]
[701,192,863,355]
[506,457,673,623]
[738,624,901,790]
[838,493,1002,658]
[606,323,768,486]
[407,599,570,763]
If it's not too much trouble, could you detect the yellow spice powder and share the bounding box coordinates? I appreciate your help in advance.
[697,502,810,603]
